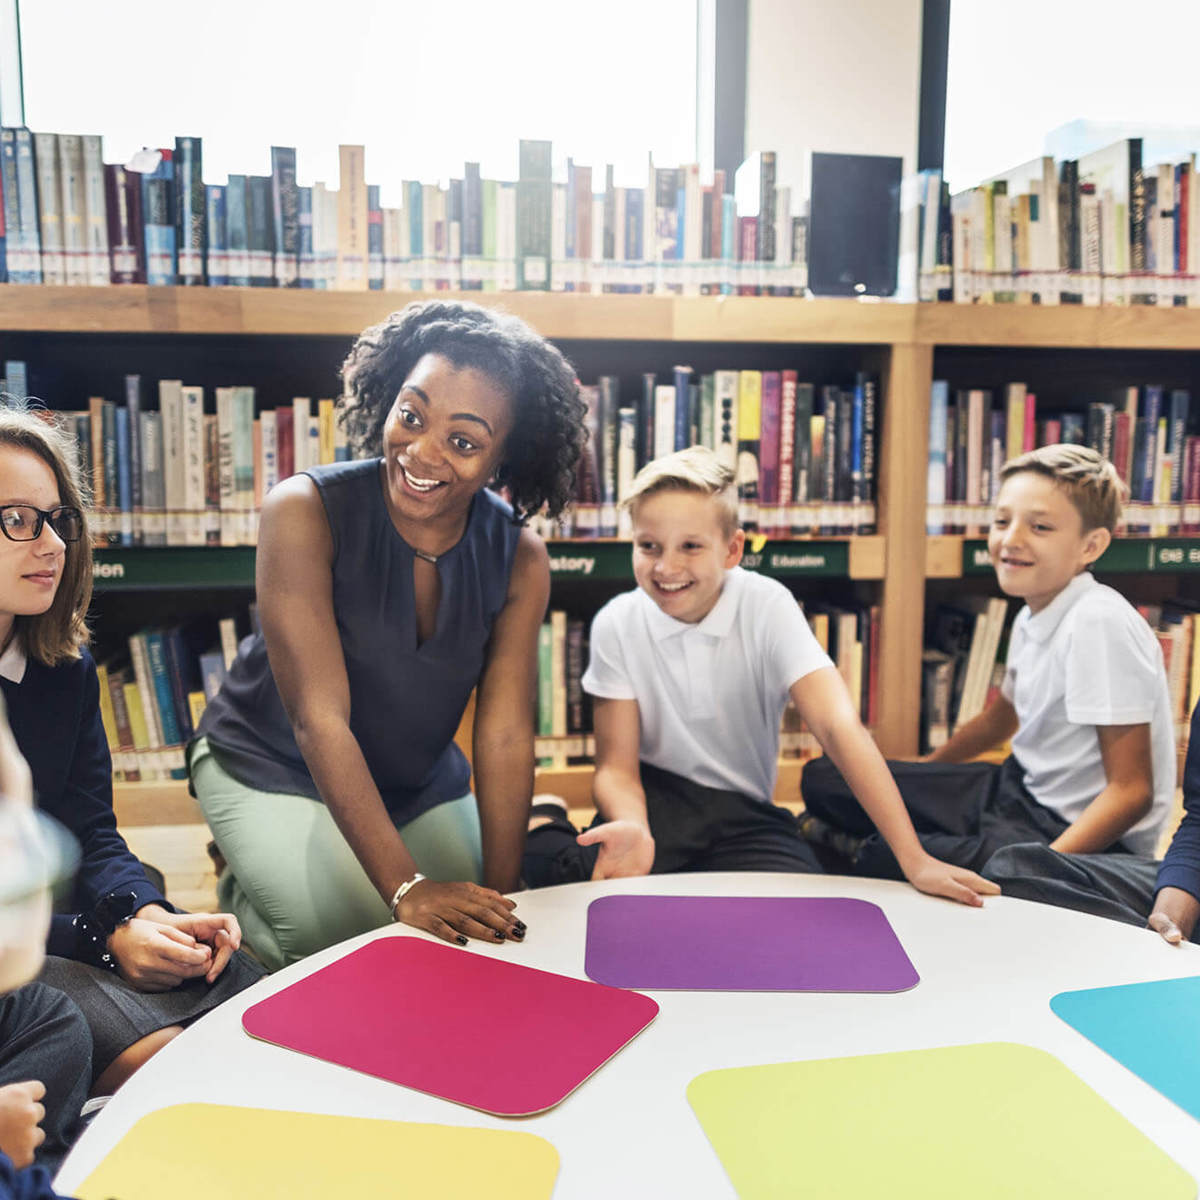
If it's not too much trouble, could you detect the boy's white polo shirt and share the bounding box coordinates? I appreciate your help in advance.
[582,566,833,803]
[1002,570,1175,855]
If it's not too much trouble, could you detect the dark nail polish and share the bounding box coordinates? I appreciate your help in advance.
[514,920,527,932]
[510,927,525,940]
[456,935,468,946]
[494,930,506,941]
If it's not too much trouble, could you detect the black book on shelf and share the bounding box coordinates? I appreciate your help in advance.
[807,152,901,297]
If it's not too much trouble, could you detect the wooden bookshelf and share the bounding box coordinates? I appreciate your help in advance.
[11,288,1200,839]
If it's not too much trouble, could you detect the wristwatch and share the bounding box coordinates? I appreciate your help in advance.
[73,890,141,972]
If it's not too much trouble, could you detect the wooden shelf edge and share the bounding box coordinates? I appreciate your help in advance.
[113,781,203,827]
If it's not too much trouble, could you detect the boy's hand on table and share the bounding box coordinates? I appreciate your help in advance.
[0,1081,45,1168]
[1147,887,1200,946]
[393,880,524,947]
[903,854,1001,907]
[577,820,655,880]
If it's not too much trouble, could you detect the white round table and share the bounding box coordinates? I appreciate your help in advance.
[56,873,1200,1196]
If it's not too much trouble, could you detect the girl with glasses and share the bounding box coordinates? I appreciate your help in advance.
[191,300,587,967]
[0,404,263,1103]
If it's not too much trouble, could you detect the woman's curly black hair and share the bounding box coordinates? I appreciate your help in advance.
[339,300,587,523]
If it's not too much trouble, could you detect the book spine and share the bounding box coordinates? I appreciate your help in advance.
[858,374,877,533]
[144,631,184,755]
[597,375,619,537]
[270,146,299,287]
[159,380,185,546]
[142,151,176,286]
[713,369,739,475]
[162,629,195,743]
[204,412,221,546]
[234,387,256,543]
[296,185,313,288]
[124,374,143,545]
[80,135,109,286]
[777,370,797,535]
[758,371,782,534]
[56,133,87,285]
[0,129,18,283]
[127,632,164,749]
[247,175,275,287]
[672,364,692,453]
[517,139,552,290]
[615,407,637,538]
[336,145,368,290]
[638,371,656,471]
[275,405,295,481]
[205,185,228,286]
[791,382,814,534]
[34,131,64,284]
[114,405,132,547]
[174,136,205,284]
[367,183,384,290]
[736,370,762,531]
[181,385,206,546]
[225,175,250,286]
[14,129,43,283]
[104,164,143,284]
[139,410,166,546]
[101,400,118,546]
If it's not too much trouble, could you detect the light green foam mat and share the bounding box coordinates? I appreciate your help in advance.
[687,1042,1194,1200]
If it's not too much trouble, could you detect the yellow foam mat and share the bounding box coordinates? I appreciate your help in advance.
[75,1103,559,1200]
[687,1042,1194,1199]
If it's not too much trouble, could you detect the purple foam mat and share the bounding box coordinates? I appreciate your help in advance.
[584,895,919,992]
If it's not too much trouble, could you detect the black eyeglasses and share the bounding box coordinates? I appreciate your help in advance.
[0,504,84,543]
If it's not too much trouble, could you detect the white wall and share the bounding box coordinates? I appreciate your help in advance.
[744,0,923,198]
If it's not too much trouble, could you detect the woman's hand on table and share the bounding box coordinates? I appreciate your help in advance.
[393,880,525,946]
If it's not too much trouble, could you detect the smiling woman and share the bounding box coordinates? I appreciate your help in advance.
[190,301,588,970]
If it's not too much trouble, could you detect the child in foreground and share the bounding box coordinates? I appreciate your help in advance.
[801,444,1175,878]
[523,446,997,906]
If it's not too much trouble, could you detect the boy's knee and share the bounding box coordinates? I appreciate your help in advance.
[981,842,1061,885]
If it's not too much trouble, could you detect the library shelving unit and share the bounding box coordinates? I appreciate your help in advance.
[4,287,1200,830]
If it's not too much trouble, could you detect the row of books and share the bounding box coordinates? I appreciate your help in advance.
[546,368,879,541]
[45,377,350,548]
[917,138,1200,307]
[0,129,806,296]
[95,615,245,781]
[920,595,1200,756]
[7,357,877,545]
[926,381,1199,536]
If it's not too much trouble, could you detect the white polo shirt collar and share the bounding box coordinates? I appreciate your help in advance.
[1023,571,1096,644]
[0,638,27,684]
[639,566,743,642]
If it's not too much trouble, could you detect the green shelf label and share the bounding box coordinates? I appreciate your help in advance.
[93,539,859,590]
[93,547,257,590]
[963,537,1200,576]
[547,540,852,580]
